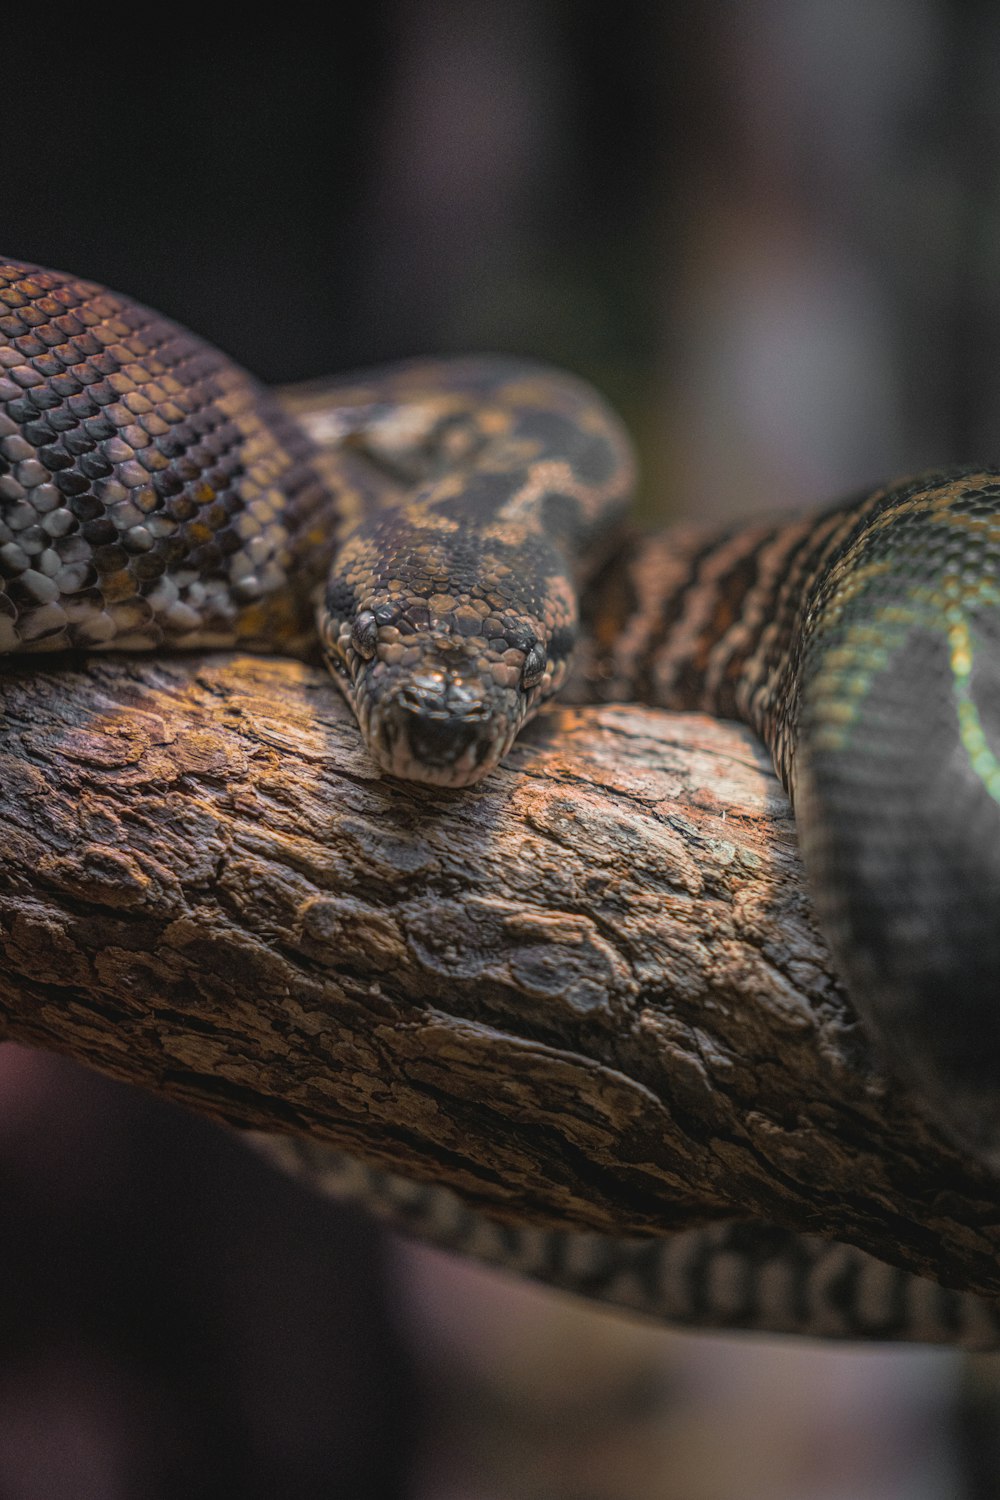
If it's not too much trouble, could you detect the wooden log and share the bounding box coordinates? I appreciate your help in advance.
[0,651,997,1299]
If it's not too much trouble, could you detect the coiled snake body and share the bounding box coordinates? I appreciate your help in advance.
[3,258,999,1347]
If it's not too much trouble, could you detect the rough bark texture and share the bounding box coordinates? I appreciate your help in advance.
[1,651,998,1298]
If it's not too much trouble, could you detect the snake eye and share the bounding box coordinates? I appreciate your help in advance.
[352,611,379,661]
[521,641,547,690]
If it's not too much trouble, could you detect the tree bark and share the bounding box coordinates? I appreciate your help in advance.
[0,651,998,1299]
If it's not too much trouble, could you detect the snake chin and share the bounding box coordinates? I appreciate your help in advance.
[366,731,514,788]
[322,647,526,787]
[364,679,521,788]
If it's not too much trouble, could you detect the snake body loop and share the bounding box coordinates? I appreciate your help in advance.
[3,257,1000,1344]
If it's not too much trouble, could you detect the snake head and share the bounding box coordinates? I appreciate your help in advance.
[319,517,577,787]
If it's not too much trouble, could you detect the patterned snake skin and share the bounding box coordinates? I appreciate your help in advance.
[2,257,999,1347]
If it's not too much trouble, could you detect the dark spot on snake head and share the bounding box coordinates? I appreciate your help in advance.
[324,575,357,623]
[403,602,432,631]
[351,610,378,660]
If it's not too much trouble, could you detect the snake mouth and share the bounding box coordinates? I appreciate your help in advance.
[367,682,515,787]
[322,642,522,785]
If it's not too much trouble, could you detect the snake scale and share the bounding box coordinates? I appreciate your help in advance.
[2,257,999,1348]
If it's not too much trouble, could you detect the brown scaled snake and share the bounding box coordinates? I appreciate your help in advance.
[2,257,1000,1347]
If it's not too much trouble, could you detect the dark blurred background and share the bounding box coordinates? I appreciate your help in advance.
[4,4,1000,1497]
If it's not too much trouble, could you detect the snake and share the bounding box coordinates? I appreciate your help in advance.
[3,256,1000,1349]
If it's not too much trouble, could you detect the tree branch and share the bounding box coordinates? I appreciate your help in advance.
[1,652,998,1299]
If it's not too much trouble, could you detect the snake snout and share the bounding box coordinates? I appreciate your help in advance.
[373,671,513,787]
[392,675,497,780]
